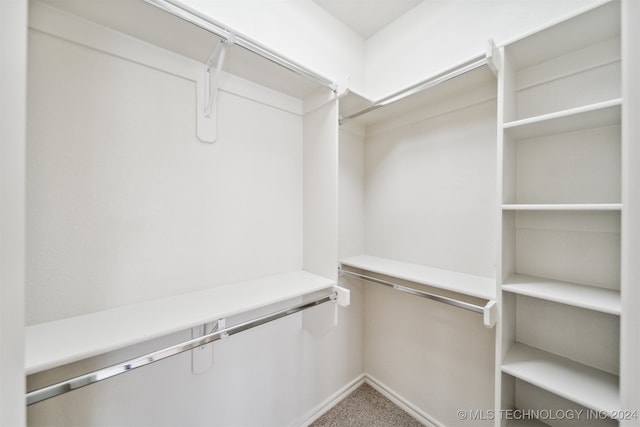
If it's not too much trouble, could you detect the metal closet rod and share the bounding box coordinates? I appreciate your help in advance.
[340,55,488,123]
[26,290,337,406]
[338,268,485,314]
[144,0,336,92]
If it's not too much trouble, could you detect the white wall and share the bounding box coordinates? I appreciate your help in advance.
[364,0,605,99]
[180,0,367,94]
[26,27,304,324]
[0,1,27,426]
[363,100,497,278]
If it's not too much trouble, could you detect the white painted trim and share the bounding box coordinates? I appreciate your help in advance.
[620,0,640,422]
[291,374,366,427]
[365,374,443,427]
[294,372,448,427]
[28,1,303,116]
[0,0,27,424]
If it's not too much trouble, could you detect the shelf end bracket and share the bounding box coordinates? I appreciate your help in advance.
[483,300,497,328]
[486,39,500,77]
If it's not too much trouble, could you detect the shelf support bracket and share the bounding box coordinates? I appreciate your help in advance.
[197,34,235,143]
[333,285,350,307]
[486,39,500,77]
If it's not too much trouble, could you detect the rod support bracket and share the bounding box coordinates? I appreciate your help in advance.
[217,318,229,339]
[333,285,350,307]
[198,36,235,143]
[483,300,497,328]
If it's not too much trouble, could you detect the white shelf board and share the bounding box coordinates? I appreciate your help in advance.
[340,61,496,130]
[502,203,622,211]
[339,89,373,120]
[25,271,335,375]
[340,255,495,300]
[503,274,620,315]
[35,0,328,99]
[503,98,621,140]
[502,343,620,416]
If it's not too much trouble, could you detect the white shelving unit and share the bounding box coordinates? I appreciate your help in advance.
[497,0,624,424]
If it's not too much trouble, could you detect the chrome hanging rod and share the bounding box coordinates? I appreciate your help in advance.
[339,268,482,313]
[338,267,496,327]
[26,290,337,406]
[340,55,488,124]
[143,0,336,92]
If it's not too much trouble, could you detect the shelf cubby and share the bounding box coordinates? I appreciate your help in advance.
[502,210,621,291]
[502,1,620,123]
[506,378,619,427]
[502,120,621,206]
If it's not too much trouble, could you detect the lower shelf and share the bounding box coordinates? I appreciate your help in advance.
[26,271,335,375]
[502,343,620,417]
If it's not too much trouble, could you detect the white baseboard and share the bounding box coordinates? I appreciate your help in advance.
[292,372,446,427]
[292,374,366,427]
[364,374,444,427]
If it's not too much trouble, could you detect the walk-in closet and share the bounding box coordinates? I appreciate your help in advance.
[1,0,638,426]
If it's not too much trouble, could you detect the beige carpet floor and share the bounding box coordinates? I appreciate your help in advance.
[309,383,424,427]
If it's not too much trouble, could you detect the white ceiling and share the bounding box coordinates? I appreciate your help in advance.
[312,0,424,38]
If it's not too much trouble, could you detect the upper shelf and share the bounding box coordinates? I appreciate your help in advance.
[339,54,496,131]
[504,0,620,71]
[340,255,495,301]
[34,0,334,99]
[25,271,335,375]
